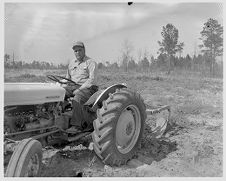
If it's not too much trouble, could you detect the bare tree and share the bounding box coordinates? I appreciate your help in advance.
[120,39,134,72]
[137,48,142,63]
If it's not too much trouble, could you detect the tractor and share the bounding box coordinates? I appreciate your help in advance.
[4,75,170,177]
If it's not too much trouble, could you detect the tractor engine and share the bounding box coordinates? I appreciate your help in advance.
[4,103,60,134]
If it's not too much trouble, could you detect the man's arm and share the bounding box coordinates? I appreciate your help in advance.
[80,60,97,89]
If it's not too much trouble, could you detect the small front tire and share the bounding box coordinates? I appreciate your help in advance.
[5,138,42,177]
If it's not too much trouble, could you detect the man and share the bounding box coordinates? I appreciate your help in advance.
[65,41,98,133]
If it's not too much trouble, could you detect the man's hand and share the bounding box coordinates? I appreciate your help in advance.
[55,82,61,86]
[55,79,68,87]
[61,79,67,83]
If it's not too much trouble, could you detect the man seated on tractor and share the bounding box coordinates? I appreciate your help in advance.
[64,41,98,133]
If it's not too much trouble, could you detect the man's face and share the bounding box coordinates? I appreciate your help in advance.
[73,46,85,61]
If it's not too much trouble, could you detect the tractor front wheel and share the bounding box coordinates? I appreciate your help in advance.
[5,138,42,177]
[92,88,146,166]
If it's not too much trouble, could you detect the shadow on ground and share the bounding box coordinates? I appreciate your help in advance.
[40,137,100,177]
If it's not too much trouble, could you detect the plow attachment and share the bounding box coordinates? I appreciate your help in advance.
[145,105,170,139]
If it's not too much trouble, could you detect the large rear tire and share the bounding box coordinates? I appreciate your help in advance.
[5,138,42,177]
[92,88,146,166]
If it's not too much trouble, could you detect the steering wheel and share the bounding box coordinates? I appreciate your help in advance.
[47,75,80,86]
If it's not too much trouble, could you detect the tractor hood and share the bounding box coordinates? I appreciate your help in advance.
[4,83,66,106]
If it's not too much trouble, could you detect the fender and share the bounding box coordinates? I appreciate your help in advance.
[90,83,127,112]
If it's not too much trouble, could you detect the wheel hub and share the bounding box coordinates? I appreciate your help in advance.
[115,105,141,154]
[126,122,134,136]
[25,154,40,176]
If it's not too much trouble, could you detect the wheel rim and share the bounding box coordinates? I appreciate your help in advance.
[24,153,40,177]
[115,104,141,154]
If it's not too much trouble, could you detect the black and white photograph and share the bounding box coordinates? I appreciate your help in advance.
[2,0,224,178]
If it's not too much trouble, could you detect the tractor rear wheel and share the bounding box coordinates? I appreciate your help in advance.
[5,138,42,177]
[92,88,146,166]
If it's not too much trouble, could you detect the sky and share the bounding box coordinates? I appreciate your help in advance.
[4,2,223,65]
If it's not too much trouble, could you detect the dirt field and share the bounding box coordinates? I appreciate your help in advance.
[4,69,223,177]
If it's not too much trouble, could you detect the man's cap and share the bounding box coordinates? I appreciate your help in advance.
[72,41,85,49]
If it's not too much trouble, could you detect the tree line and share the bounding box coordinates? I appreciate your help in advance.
[97,52,223,75]
[116,18,223,76]
[4,57,68,70]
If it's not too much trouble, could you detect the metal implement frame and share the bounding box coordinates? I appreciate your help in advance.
[145,104,171,138]
[146,105,170,116]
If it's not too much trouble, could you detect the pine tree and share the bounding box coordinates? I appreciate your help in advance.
[158,23,184,74]
[199,18,223,76]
